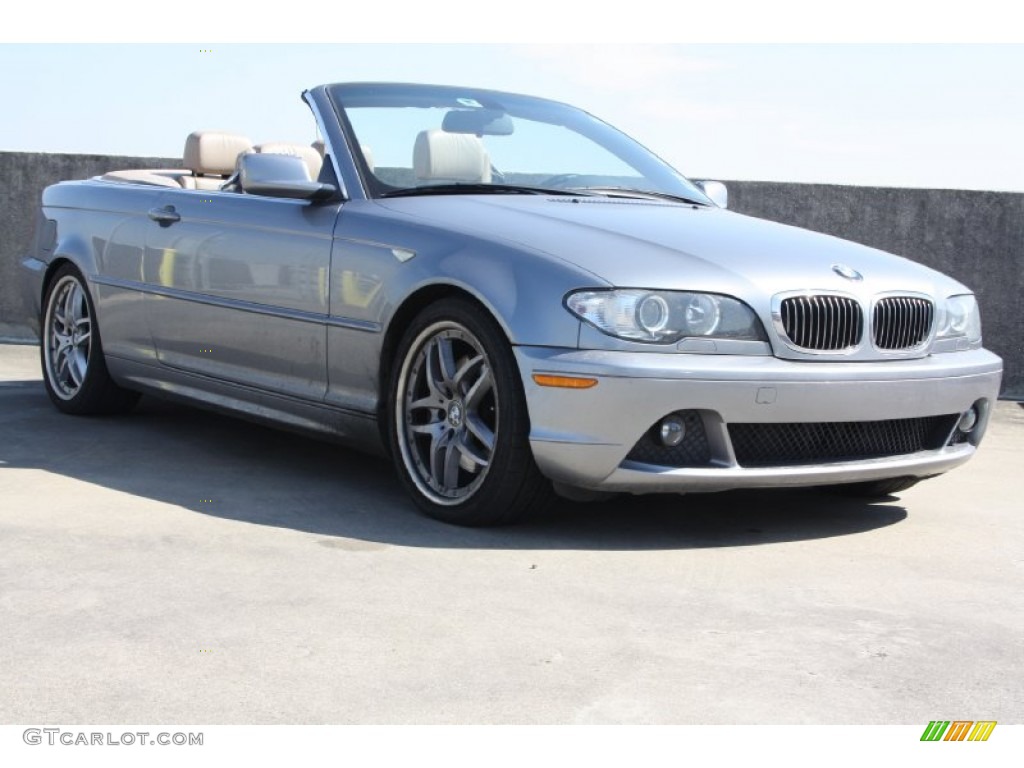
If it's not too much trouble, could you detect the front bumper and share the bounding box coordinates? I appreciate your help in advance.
[515,346,1003,493]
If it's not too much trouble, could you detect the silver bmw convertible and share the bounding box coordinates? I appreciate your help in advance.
[21,82,1003,525]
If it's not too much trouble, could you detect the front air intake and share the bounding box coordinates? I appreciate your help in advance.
[728,415,960,467]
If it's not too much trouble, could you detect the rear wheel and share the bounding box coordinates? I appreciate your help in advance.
[41,264,139,415]
[388,298,552,525]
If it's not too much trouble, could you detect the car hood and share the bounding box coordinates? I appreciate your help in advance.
[375,195,967,299]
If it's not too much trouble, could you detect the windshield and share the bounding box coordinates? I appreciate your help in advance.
[326,83,712,203]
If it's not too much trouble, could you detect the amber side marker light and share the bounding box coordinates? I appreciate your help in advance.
[532,373,598,389]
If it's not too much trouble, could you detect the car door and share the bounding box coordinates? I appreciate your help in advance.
[142,188,340,402]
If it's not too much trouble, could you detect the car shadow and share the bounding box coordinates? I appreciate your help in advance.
[1,383,908,551]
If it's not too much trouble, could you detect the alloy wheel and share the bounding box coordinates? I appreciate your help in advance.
[396,322,498,505]
[43,275,93,400]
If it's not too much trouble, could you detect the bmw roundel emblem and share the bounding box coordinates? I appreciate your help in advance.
[832,263,863,281]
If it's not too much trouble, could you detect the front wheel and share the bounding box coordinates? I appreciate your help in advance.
[388,298,552,526]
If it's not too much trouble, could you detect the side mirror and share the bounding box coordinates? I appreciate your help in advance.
[237,153,337,201]
[694,180,728,209]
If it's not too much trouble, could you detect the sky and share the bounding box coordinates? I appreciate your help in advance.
[2,9,1023,193]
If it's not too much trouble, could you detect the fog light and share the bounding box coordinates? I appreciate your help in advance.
[659,415,686,447]
[958,407,979,433]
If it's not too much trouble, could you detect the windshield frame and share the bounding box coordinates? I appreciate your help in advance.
[325,82,713,204]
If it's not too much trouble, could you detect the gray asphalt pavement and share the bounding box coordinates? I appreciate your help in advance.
[1,343,1022,724]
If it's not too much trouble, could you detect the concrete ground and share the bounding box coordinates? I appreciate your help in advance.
[1,343,1021,725]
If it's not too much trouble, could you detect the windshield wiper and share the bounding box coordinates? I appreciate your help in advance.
[381,183,586,198]
[569,186,709,206]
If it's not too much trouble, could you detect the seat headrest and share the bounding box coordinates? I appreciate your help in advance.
[413,130,491,183]
[184,131,254,176]
[254,142,323,180]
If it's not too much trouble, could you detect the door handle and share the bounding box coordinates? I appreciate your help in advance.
[147,206,181,226]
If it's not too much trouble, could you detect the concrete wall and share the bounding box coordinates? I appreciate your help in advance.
[1,151,1020,396]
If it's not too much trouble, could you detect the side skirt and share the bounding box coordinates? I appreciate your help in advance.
[105,355,387,457]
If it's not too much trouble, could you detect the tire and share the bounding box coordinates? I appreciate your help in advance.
[820,476,922,498]
[387,298,553,526]
[41,264,140,415]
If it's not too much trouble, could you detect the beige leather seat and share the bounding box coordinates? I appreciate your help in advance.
[182,131,254,189]
[413,130,491,183]
[254,142,323,180]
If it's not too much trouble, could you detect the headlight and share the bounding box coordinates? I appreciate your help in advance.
[565,289,766,343]
[935,294,982,344]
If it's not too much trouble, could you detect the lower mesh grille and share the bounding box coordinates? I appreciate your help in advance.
[728,415,959,467]
[626,410,711,467]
